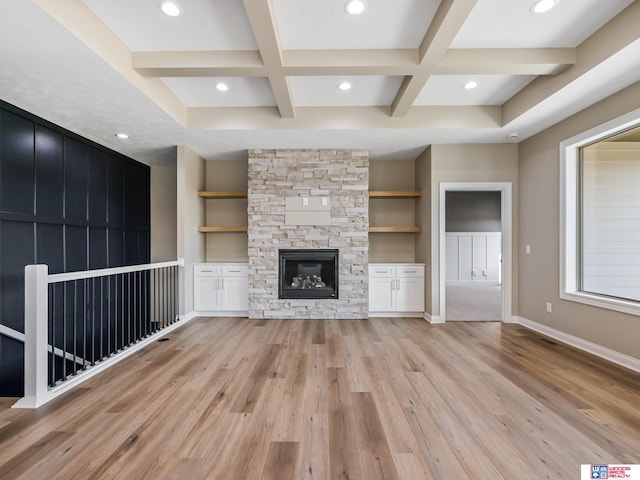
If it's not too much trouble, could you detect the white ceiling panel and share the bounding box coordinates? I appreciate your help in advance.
[289,76,405,106]
[272,0,439,50]
[83,0,257,51]
[451,0,635,48]
[415,75,536,106]
[161,77,276,107]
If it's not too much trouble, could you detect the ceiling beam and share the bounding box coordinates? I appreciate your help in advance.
[436,48,576,75]
[390,0,477,118]
[133,47,572,78]
[283,49,419,76]
[187,105,501,130]
[242,0,295,118]
[132,51,265,77]
[502,0,640,125]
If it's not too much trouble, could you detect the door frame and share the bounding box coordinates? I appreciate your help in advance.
[438,182,513,323]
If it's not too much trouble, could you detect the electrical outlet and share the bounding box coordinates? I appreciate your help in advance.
[546,302,552,313]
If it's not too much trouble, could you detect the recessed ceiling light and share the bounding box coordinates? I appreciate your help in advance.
[464,81,478,90]
[159,1,181,17]
[345,0,366,15]
[530,0,558,14]
[338,81,352,91]
[115,133,129,139]
[215,82,229,92]
[508,132,520,140]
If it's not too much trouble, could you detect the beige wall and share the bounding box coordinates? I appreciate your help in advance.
[177,146,206,315]
[429,144,519,320]
[415,147,431,312]
[205,160,248,262]
[519,80,640,359]
[369,159,417,263]
[150,164,177,262]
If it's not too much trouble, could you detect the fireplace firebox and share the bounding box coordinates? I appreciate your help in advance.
[278,249,339,299]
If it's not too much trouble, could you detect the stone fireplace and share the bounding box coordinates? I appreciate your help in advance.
[247,149,369,319]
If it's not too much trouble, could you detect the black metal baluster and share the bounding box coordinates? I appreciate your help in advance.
[163,267,167,327]
[114,274,119,352]
[143,270,148,336]
[49,284,56,387]
[100,276,104,361]
[107,274,111,357]
[62,282,67,382]
[83,278,87,371]
[127,272,131,347]
[175,265,178,323]
[121,273,125,349]
[133,271,138,342]
[73,280,77,376]
[152,269,157,332]
[91,278,96,366]
[171,266,174,324]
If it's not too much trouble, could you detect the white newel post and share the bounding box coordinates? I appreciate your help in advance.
[13,264,49,409]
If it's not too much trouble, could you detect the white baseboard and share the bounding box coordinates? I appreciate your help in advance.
[425,313,444,324]
[514,316,640,374]
[192,310,248,318]
[368,312,424,318]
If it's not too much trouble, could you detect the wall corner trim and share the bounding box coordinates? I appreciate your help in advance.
[515,316,640,374]
[425,313,445,324]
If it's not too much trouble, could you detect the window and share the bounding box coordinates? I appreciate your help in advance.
[561,109,640,315]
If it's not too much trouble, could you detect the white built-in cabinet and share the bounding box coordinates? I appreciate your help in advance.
[445,232,501,284]
[368,264,424,316]
[194,263,248,314]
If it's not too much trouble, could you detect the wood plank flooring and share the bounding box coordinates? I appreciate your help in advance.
[0,317,639,479]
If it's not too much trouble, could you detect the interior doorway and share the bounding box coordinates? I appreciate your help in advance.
[438,183,512,323]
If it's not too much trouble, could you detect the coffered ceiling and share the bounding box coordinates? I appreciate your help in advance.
[1,0,639,164]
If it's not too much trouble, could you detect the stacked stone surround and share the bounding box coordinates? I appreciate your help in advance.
[247,149,369,319]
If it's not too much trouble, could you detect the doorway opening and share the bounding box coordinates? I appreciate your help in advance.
[438,183,512,323]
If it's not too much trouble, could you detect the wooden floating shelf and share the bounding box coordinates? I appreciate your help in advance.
[198,191,248,199]
[369,226,422,233]
[198,226,248,233]
[369,190,421,198]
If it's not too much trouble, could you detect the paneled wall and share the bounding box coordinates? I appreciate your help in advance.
[0,101,150,396]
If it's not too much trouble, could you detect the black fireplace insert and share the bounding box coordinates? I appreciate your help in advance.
[278,249,339,299]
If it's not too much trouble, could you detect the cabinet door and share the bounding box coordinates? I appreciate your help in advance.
[445,235,459,282]
[369,277,395,312]
[458,235,473,282]
[486,235,501,283]
[194,277,219,310]
[396,277,424,312]
[220,276,248,311]
[472,235,487,282]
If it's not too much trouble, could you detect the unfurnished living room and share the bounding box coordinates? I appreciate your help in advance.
[1,0,640,479]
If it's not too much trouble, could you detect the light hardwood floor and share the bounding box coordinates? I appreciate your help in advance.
[0,317,639,479]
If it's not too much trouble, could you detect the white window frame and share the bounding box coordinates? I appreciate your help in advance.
[560,107,640,316]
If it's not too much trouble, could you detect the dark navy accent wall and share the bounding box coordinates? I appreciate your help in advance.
[0,100,150,396]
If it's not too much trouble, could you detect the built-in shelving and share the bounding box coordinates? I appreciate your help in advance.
[197,190,422,234]
[369,190,422,233]
[369,190,421,198]
[198,191,248,233]
[368,226,421,233]
[198,226,248,233]
[198,191,247,198]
